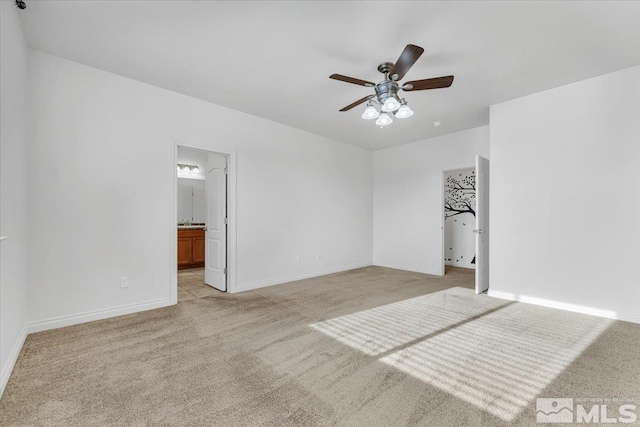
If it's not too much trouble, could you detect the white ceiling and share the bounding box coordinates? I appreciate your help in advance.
[18,1,640,150]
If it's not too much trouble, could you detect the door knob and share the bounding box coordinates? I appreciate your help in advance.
[473,229,486,234]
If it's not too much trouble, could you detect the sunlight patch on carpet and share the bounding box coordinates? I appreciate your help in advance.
[310,287,612,421]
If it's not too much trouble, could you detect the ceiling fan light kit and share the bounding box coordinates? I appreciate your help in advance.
[330,44,454,128]
[381,96,401,112]
[395,103,414,119]
[361,103,380,120]
[375,112,393,127]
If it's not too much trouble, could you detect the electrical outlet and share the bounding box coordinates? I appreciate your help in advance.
[296,256,301,263]
[120,276,129,288]
[316,253,321,260]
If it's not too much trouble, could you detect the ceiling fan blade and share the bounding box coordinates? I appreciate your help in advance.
[402,75,454,91]
[339,94,375,112]
[389,44,424,81]
[330,74,376,87]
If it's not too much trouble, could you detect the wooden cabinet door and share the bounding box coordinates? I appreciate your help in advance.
[192,237,205,264]
[177,237,193,268]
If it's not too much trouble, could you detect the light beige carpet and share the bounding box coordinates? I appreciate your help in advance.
[1,266,639,426]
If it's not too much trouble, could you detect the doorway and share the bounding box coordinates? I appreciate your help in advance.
[441,155,489,294]
[173,143,236,303]
[443,166,476,269]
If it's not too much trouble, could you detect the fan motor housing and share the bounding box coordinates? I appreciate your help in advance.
[375,80,400,105]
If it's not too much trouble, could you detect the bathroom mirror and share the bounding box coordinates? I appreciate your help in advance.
[177,178,206,223]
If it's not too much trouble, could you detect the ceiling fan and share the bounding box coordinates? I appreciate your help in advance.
[329,44,454,127]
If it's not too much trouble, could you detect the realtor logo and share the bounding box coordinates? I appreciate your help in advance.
[536,398,637,424]
[536,398,574,423]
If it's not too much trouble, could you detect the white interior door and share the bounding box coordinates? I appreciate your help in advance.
[474,155,490,294]
[205,154,227,291]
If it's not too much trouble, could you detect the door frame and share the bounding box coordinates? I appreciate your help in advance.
[440,162,475,277]
[171,138,237,304]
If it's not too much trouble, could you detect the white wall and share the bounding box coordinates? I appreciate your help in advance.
[373,126,489,274]
[444,167,476,269]
[490,65,640,323]
[0,2,29,395]
[27,51,373,330]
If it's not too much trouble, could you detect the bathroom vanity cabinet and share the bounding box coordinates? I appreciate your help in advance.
[177,228,205,269]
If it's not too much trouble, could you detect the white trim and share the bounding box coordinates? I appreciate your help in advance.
[441,162,475,277]
[171,141,179,304]
[234,263,371,293]
[488,290,640,324]
[26,298,172,334]
[0,326,28,398]
[172,138,238,295]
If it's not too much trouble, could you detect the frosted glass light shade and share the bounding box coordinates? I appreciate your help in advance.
[395,104,414,118]
[381,97,401,112]
[375,112,393,126]
[361,105,380,120]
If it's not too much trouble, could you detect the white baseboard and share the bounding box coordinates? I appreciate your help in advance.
[488,290,640,324]
[1,326,28,399]
[234,262,372,293]
[27,298,174,334]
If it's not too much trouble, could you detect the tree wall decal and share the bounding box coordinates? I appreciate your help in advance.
[444,170,476,265]
[444,172,476,219]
